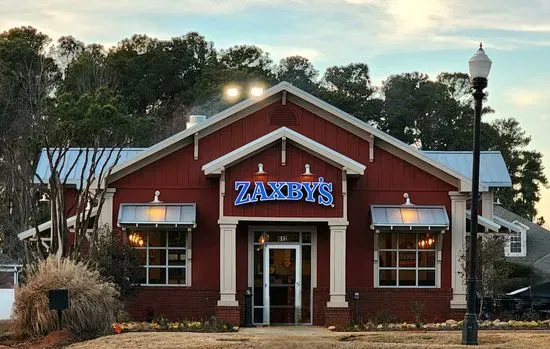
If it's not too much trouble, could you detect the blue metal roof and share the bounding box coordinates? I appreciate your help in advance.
[34,148,145,187]
[34,148,512,189]
[423,151,512,187]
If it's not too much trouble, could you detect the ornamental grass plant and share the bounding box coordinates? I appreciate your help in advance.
[12,257,119,338]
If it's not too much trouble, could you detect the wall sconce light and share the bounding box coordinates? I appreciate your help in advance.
[151,190,162,203]
[301,164,315,181]
[39,193,49,202]
[253,163,268,184]
[403,193,413,205]
[257,232,270,251]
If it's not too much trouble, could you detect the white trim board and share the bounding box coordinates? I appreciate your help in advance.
[105,82,481,192]
[18,208,99,241]
[202,127,366,176]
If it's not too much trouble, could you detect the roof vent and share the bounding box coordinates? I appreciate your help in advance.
[270,106,298,126]
[186,115,207,129]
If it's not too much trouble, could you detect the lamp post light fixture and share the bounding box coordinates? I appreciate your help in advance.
[462,43,492,346]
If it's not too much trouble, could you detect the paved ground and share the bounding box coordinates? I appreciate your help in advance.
[66,328,550,349]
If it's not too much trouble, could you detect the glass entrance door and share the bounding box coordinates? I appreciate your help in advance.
[263,245,301,325]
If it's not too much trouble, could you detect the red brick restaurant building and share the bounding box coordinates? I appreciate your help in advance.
[20,82,518,326]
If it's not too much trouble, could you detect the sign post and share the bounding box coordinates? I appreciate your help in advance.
[48,289,69,330]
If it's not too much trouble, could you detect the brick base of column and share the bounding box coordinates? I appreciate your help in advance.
[215,306,241,326]
[324,307,351,327]
[448,309,467,321]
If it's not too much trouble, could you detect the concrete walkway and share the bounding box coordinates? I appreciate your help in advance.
[238,326,330,335]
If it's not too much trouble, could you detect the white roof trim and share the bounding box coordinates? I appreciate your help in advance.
[466,211,501,233]
[202,127,366,175]
[107,82,480,191]
[18,208,98,241]
[494,216,525,233]
[507,286,530,296]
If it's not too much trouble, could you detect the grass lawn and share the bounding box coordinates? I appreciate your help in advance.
[66,329,550,349]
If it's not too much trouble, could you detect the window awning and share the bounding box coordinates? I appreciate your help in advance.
[118,203,196,228]
[370,205,449,231]
[466,211,501,233]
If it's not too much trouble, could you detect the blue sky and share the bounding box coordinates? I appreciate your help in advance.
[2,0,549,223]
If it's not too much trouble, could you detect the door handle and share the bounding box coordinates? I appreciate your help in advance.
[296,281,300,287]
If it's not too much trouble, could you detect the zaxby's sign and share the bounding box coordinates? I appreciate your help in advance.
[234,178,334,206]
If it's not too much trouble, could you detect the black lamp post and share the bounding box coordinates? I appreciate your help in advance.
[462,43,492,345]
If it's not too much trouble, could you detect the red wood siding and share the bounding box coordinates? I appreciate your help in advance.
[105,99,459,323]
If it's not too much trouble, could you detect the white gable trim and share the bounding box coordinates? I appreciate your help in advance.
[202,127,366,175]
[107,82,480,191]
[466,211,501,232]
[18,208,98,241]
[494,216,524,233]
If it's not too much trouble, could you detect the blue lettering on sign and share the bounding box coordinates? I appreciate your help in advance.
[234,177,334,206]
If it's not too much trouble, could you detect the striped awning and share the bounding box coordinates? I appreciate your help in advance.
[370,205,449,231]
[118,203,196,228]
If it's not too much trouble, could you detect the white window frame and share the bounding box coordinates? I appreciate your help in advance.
[374,231,442,288]
[133,230,192,286]
[505,221,528,257]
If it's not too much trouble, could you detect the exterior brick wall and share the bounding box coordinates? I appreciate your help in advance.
[126,288,218,321]
[348,288,455,324]
[313,288,329,325]
[216,306,241,326]
[325,307,352,327]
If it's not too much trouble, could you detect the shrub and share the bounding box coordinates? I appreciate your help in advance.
[88,227,141,299]
[369,309,397,325]
[12,257,119,338]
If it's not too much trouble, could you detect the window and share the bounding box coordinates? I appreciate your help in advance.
[509,231,522,253]
[377,232,437,287]
[505,222,527,257]
[130,231,189,286]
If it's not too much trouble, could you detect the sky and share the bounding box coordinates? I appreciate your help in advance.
[1,0,549,224]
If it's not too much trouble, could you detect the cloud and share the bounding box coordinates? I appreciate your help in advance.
[2,0,550,56]
[507,89,545,107]
[257,45,321,62]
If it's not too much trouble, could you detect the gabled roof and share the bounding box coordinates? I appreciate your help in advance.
[424,151,512,187]
[202,127,366,175]
[494,205,550,274]
[106,82,481,192]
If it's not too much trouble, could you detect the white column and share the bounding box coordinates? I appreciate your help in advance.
[450,191,468,309]
[218,223,238,306]
[327,223,348,308]
[481,192,494,220]
[98,188,116,229]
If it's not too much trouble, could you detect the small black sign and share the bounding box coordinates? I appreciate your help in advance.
[48,289,69,310]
